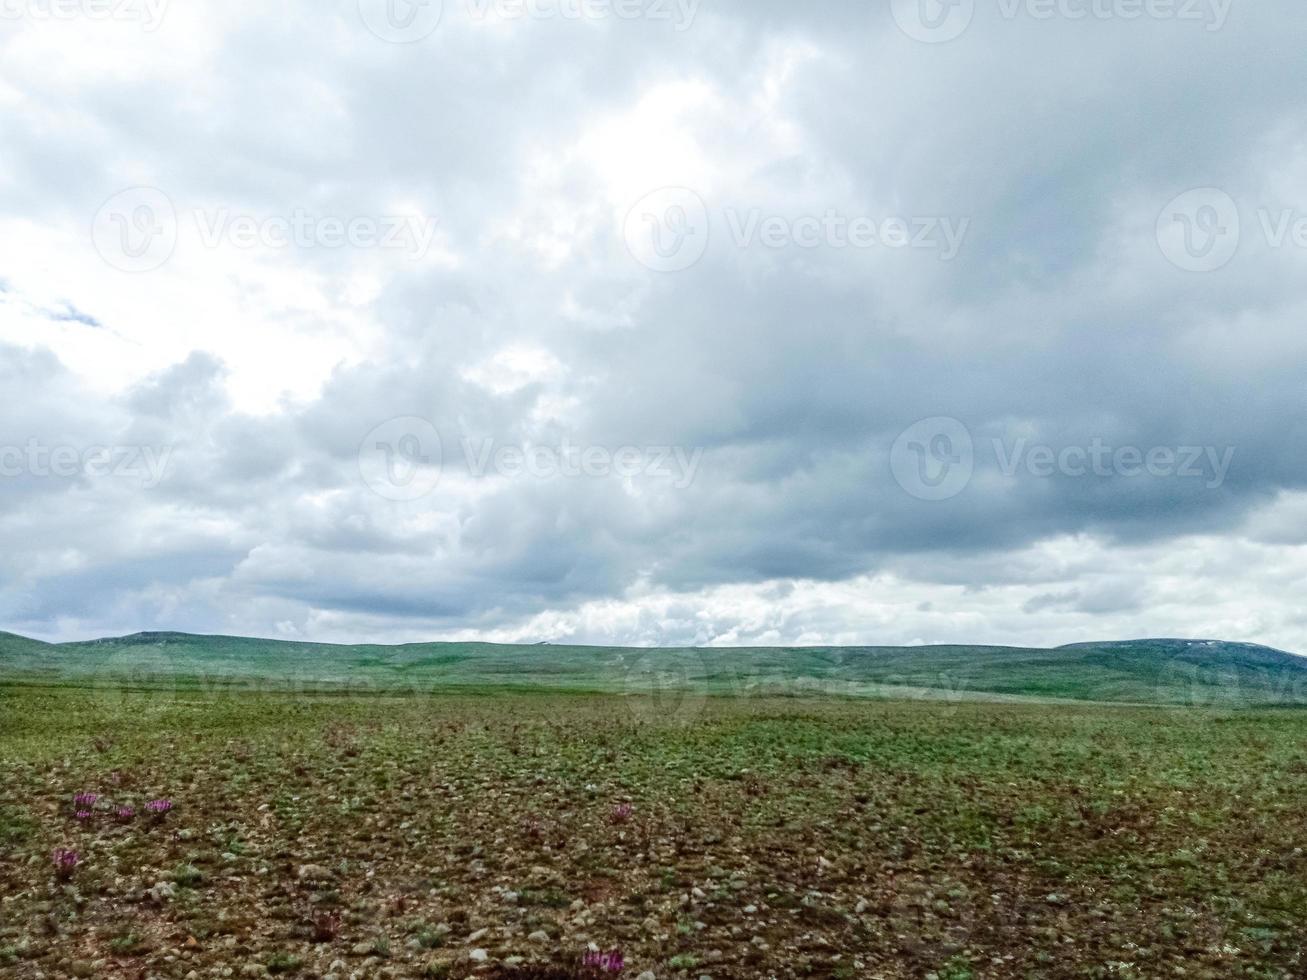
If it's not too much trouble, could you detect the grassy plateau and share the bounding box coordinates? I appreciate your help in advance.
[1,634,1305,978]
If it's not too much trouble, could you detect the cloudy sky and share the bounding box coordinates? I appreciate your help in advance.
[1,0,1305,650]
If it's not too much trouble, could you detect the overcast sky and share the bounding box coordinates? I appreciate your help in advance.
[1,0,1305,650]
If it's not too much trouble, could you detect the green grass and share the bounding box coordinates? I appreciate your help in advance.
[3,630,1306,707]
[0,685,1305,977]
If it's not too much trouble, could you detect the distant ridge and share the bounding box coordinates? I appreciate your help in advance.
[1,631,1304,707]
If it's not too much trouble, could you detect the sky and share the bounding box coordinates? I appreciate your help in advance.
[1,0,1305,650]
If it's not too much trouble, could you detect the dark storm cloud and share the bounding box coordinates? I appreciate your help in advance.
[0,0,1305,646]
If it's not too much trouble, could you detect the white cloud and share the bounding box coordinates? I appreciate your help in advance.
[1,0,1306,652]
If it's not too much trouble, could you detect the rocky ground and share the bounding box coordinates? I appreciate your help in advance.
[1,687,1305,979]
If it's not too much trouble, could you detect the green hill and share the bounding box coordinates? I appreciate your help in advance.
[0,630,1303,707]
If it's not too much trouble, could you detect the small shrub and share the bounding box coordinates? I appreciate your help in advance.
[609,803,634,824]
[109,934,144,956]
[52,848,79,879]
[311,911,341,942]
[266,952,304,974]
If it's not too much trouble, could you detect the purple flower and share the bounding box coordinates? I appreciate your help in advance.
[73,792,99,808]
[115,806,135,823]
[145,799,173,816]
[75,809,93,822]
[582,948,625,973]
[53,848,79,878]
[610,802,634,824]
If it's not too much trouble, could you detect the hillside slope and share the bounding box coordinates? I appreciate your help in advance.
[0,631,1303,706]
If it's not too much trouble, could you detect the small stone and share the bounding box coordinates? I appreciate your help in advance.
[297,864,334,882]
[528,930,550,942]
[469,949,489,962]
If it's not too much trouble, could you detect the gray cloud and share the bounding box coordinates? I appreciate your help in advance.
[0,1,1304,650]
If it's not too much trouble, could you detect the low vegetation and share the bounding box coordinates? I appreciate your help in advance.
[0,685,1304,978]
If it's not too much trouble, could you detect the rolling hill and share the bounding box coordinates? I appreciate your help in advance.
[1,630,1304,707]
